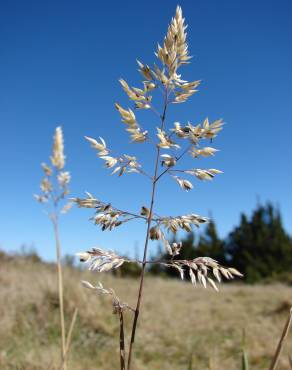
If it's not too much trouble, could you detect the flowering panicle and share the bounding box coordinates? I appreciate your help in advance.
[50,126,65,170]
[76,8,243,367]
[34,126,74,368]
[35,127,71,208]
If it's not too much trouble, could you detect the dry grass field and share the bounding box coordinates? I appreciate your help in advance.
[0,254,291,370]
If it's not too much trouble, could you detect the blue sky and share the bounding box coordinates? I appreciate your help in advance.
[1,0,291,260]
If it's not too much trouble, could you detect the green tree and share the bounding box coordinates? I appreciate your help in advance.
[197,220,226,265]
[225,203,292,283]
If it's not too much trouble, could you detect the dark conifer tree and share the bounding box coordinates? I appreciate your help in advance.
[225,203,292,282]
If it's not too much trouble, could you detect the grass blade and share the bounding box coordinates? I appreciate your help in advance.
[242,349,249,370]
[289,355,292,369]
[187,354,193,370]
[269,308,292,370]
[241,329,249,370]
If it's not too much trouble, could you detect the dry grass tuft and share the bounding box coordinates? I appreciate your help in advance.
[0,256,292,370]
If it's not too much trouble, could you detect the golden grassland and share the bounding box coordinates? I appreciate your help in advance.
[0,255,291,370]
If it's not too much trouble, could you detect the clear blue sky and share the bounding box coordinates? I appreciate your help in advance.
[1,0,291,260]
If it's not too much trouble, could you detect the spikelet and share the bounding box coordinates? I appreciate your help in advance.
[167,257,243,291]
[157,6,190,77]
[76,248,125,272]
[184,169,223,181]
[173,176,193,191]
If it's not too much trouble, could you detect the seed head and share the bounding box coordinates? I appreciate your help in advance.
[51,126,65,170]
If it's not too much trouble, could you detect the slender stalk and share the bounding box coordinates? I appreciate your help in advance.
[52,214,67,370]
[269,307,292,370]
[155,143,192,183]
[118,309,126,370]
[127,89,168,370]
[59,308,78,370]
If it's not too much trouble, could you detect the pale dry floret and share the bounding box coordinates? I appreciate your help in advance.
[93,212,122,231]
[34,194,49,203]
[60,201,73,214]
[189,146,219,158]
[161,154,177,167]
[134,101,151,110]
[112,155,142,176]
[119,79,147,101]
[160,231,182,255]
[115,103,148,143]
[72,192,99,208]
[152,64,169,85]
[85,136,109,156]
[57,171,71,187]
[171,122,189,138]
[137,60,153,80]
[127,127,148,143]
[40,178,52,194]
[173,88,198,104]
[157,128,180,149]
[115,103,136,125]
[100,155,118,168]
[41,162,52,176]
[173,176,193,191]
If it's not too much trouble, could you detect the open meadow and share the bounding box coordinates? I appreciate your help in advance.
[1,254,291,370]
